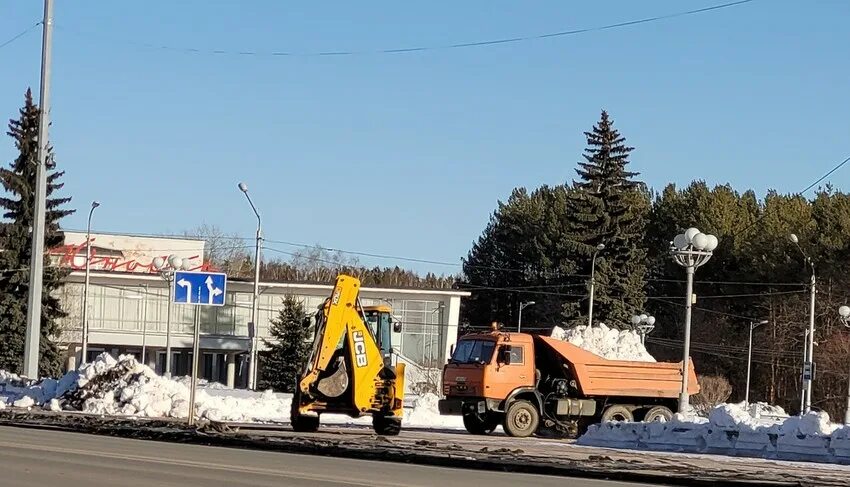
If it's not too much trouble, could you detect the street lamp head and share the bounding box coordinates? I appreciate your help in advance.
[152,256,165,271]
[705,234,719,252]
[168,255,183,270]
[789,233,799,244]
[839,306,850,319]
[646,316,656,326]
[673,233,688,250]
[631,315,642,325]
[238,182,248,193]
[91,201,100,209]
[526,301,536,306]
[692,233,709,251]
[757,319,769,325]
[596,243,605,251]
[684,227,701,244]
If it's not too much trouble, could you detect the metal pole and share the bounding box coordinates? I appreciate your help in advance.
[518,304,523,333]
[678,265,695,414]
[745,322,754,404]
[800,330,807,415]
[845,363,850,425]
[165,274,173,377]
[188,306,200,426]
[249,224,262,389]
[81,206,95,366]
[588,252,598,328]
[140,285,148,366]
[804,269,816,412]
[22,0,54,379]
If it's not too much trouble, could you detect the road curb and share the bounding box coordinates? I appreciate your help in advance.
[0,410,808,486]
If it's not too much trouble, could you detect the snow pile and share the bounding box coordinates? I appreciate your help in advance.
[578,402,850,464]
[0,353,291,422]
[551,323,655,362]
[0,353,464,429]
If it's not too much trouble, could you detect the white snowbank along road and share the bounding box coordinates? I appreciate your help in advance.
[578,401,850,464]
[0,353,462,429]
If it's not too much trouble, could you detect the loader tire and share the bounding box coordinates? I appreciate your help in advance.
[643,405,674,423]
[291,414,320,433]
[503,400,539,438]
[601,404,634,423]
[462,412,498,435]
[373,415,402,436]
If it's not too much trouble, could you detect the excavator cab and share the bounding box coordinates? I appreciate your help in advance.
[291,275,406,435]
[362,305,402,364]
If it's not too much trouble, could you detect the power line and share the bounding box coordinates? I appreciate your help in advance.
[56,1,755,57]
[736,154,850,237]
[0,22,41,50]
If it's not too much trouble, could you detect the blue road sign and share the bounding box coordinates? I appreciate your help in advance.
[173,271,227,306]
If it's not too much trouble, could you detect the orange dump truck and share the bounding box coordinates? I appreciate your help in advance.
[438,330,698,437]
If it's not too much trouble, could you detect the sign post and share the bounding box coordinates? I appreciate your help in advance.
[173,270,227,427]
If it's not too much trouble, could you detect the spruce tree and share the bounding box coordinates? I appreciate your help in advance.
[564,110,648,327]
[0,88,74,377]
[258,295,311,392]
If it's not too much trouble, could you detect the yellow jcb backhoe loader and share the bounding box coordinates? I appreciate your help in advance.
[290,274,406,435]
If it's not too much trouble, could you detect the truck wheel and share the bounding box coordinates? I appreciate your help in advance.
[601,405,634,423]
[503,400,539,438]
[463,413,498,435]
[373,415,402,436]
[643,406,673,423]
[291,414,320,433]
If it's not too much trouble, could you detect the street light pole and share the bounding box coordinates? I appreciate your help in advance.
[670,227,718,414]
[81,200,100,366]
[154,255,189,377]
[790,233,816,413]
[22,0,55,379]
[588,244,605,328]
[239,182,262,390]
[837,306,850,425]
[745,320,769,405]
[518,301,535,333]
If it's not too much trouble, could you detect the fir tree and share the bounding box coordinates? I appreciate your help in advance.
[258,295,311,392]
[564,110,648,327]
[0,88,74,376]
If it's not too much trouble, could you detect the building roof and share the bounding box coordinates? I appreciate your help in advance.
[66,270,472,297]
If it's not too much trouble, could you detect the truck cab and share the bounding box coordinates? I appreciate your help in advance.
[440,331,537,435]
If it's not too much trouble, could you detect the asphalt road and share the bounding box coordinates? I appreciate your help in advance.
[0,426,663,487]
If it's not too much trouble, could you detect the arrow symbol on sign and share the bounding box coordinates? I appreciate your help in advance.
[177,279,191,302]
[206,276,223,304]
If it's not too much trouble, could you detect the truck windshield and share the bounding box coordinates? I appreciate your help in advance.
[451,339,496,364]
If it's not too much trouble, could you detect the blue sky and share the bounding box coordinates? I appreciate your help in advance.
[1,1,848,274]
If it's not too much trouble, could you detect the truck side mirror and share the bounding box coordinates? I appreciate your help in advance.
[498,345,512,365]
[393,321,402,333]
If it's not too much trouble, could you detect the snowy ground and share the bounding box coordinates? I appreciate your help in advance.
[0,353,464,430]
[550,323,655,362]
[578,401,850,464]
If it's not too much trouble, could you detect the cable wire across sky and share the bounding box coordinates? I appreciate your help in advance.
[55,0,757,58]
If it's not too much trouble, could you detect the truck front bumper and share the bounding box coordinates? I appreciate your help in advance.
[438,398,464,415]
[439,398,502,416]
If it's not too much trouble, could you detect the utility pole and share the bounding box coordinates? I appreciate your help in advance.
[587,244,605,327]
[745,320,768,404]
[22,0,54,378]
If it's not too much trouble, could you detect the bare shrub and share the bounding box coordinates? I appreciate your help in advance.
[691,374,732,416]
